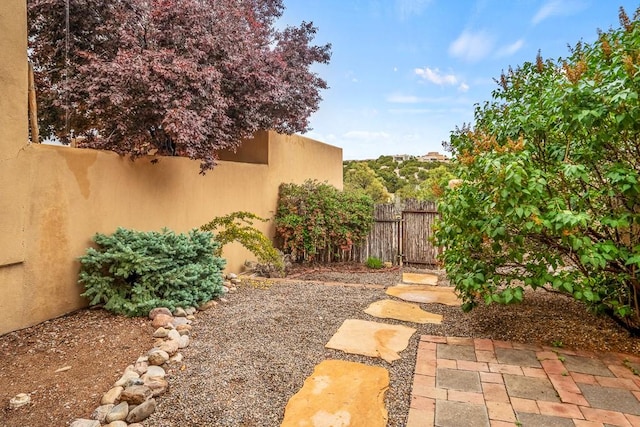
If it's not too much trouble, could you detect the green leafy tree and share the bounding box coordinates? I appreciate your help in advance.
[376,155,395,167]
[377,168,403,193]
[415,165,456,201]
[343,155,453,199]
[437,7,640,332]
[396,183,419,200]
[398,164,419,179]
[344,163,391,203]
[417,169,430,181]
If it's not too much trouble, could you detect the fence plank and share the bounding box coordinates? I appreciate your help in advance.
[348,203,399,263]
[340,199,440,265]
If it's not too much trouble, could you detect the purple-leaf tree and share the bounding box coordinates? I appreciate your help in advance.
[28,0,331,172]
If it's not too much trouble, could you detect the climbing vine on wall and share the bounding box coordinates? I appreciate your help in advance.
[275,180,374,262]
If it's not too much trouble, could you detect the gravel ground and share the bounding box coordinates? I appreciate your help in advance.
[145,267,640,427]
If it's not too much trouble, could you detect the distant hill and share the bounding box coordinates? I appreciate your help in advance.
[343,154,455,202]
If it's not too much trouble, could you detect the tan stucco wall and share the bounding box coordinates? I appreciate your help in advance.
[0,133,342,335]
[0,1,342,335]
[0,0,28,267]
[0,0,29,335]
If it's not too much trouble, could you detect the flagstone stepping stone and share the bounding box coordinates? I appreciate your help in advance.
[325,319,416,362]
[402,272,439,285]
[386,284,461,306]
[281,360,389,427]
[364,299,443,324]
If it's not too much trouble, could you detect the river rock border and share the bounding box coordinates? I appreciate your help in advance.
[68,274,241,427]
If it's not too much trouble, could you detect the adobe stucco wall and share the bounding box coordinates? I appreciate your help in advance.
[0,1,342,335]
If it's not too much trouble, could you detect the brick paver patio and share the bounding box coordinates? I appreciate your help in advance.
[407,335,640,427]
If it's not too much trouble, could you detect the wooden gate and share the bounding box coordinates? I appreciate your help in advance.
[350,204,401,264]
[401,200,440,266]
[350,199,440,266]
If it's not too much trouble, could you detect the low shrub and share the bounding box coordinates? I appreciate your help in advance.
[79,227,225,316]
[201,211,285,275]
[365,256,383,269]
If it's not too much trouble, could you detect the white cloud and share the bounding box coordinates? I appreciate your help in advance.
[532,0,586,25]
[303,131,337,144]
[414,67,458,85]
[343,131,391,140]
[449,30,494,62]
[458,82,470,92]
[495,39,524,57]
[395,0,432,20]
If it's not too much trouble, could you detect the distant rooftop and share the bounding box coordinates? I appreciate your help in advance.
[418,152,450,162]
[348,152,451,162]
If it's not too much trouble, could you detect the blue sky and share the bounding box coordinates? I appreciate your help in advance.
[279,0,639,160]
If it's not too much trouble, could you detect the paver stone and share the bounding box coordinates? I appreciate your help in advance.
[435,400,489,427]
[364,299,442,324]
[281,360,389,427]
[437,343,477,361]
[515,412,575,427]
[495,348,541,368]
[386,284,461,306]
[562,355,614,377]
[504,374,560,402]
[436,368,482,392]
[325,319,416,362]
[579,383,640,415]
[402,272,439,285]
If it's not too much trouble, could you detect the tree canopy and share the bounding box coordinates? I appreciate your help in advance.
[436,7,640,332]
[343,156,454,200]
[397,165,455,201]
[28,0,331,172]
[343,163,391,203]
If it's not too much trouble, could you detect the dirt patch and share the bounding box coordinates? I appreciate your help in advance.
[0,309,153,426]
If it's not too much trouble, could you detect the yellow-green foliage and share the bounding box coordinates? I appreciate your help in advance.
[201,212,284,274]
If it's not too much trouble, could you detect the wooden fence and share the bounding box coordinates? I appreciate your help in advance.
[346,199,440,266]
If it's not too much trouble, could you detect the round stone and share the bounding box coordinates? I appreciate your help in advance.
[91,404,114,422]
[105,401,129,423]
[198,300,218,311]
[152,327,169,338]
[147,349,169,366]
[9,393,31,409]
[173,307,188,317]
[101,386,124,405]
[167,329,181,341]
[178,335,190,349]
[144,365,166,378]
[148,307,172,320]
[151,313,174,328]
